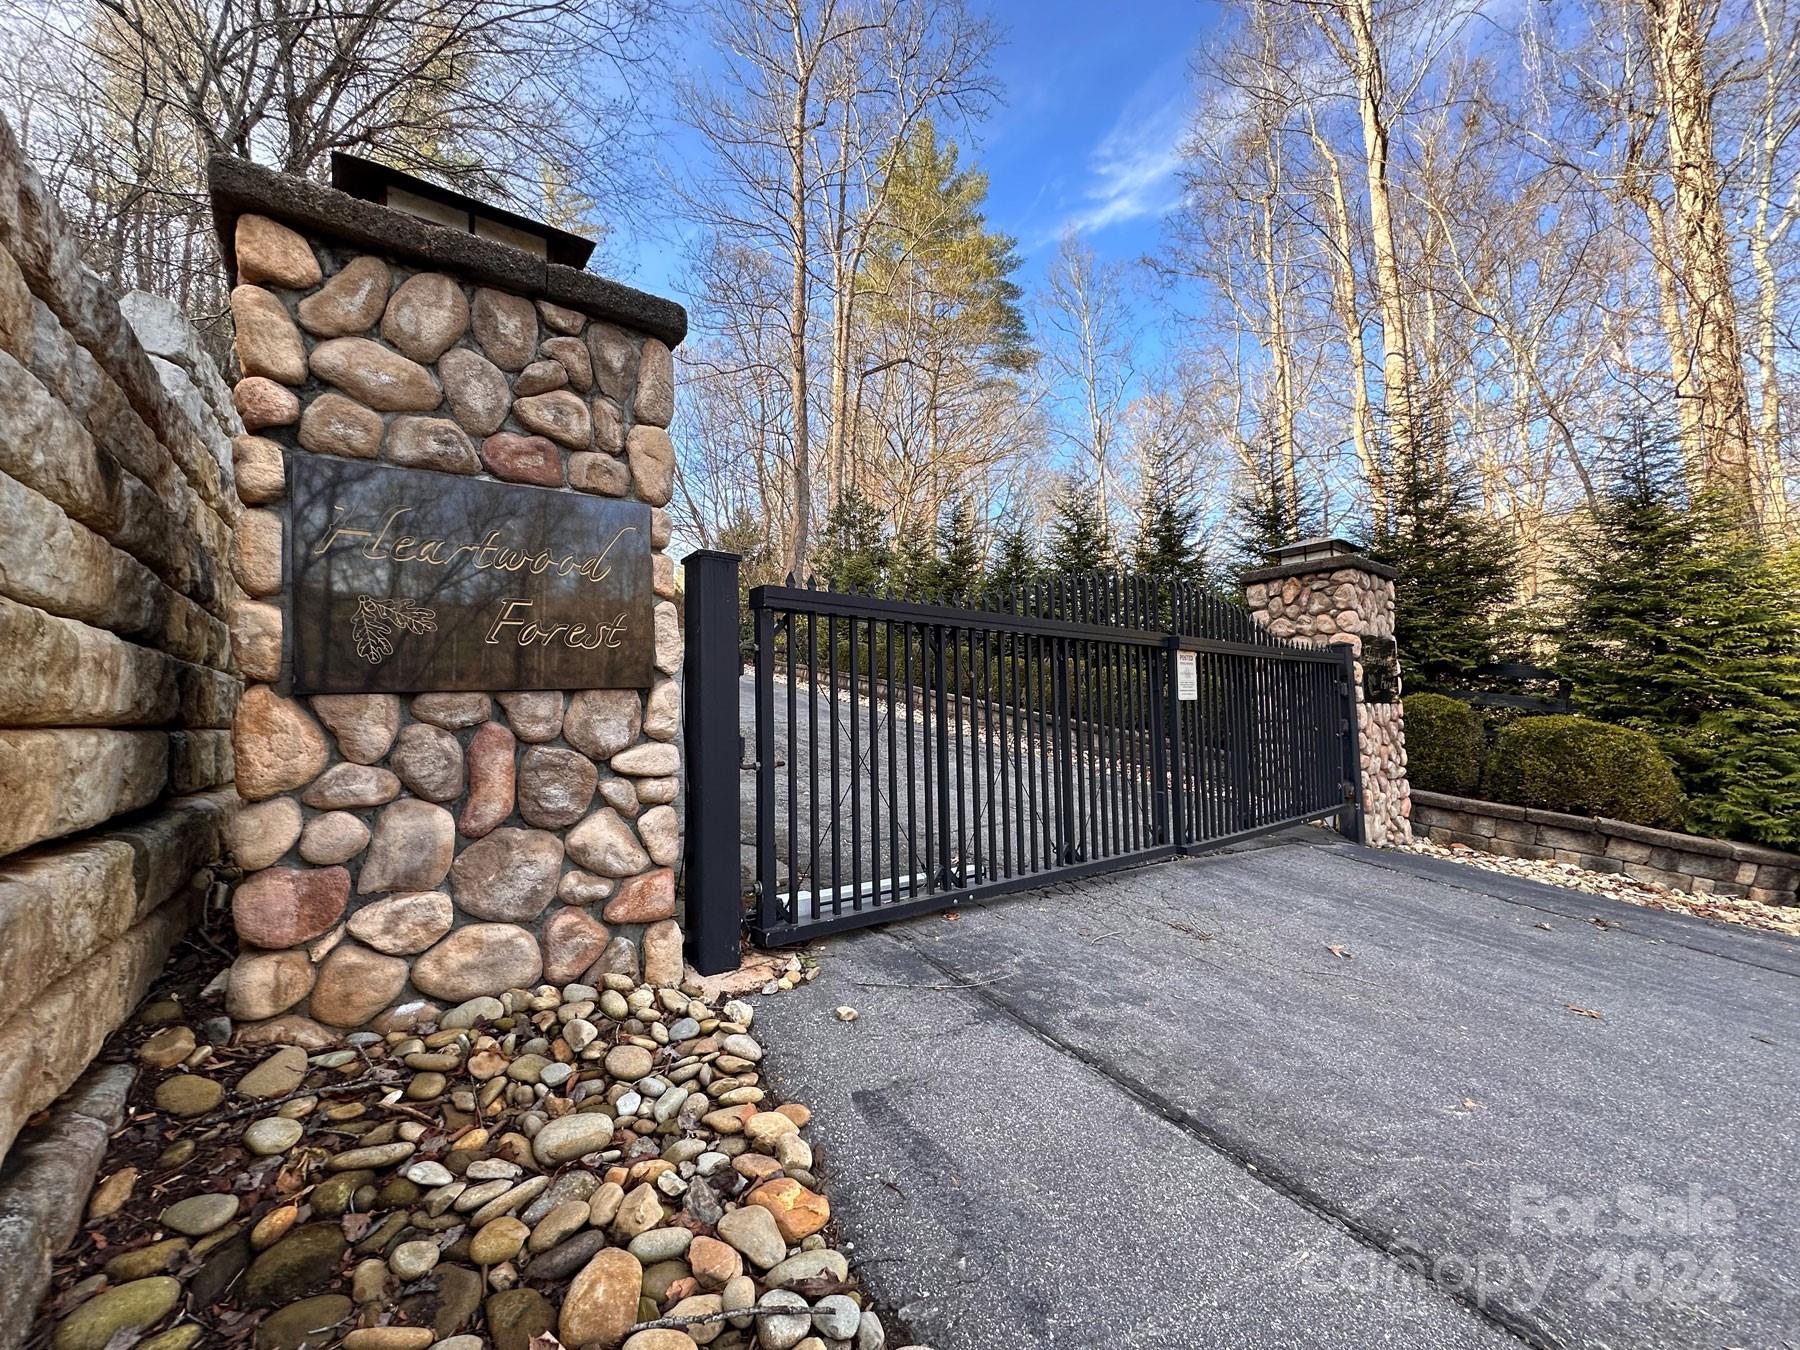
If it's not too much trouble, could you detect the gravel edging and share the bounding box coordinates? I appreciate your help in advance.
[0,1065,138,1350]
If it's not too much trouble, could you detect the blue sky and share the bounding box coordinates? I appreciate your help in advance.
[616,0,1223,310]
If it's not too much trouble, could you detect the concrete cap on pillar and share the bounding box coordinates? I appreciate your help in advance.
[1242,536,1396,584]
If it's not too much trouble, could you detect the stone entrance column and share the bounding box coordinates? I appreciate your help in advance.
[209,157,689,1034]
[1242,539,1411,846]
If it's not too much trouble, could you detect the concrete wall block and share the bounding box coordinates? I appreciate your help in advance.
[0,791,228,1026]
[0,884,199,1159]
[0,729,169,859]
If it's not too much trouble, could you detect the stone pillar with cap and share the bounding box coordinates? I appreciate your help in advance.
[1242,539,1411,847]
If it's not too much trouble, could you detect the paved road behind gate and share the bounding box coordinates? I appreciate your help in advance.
[753,837,1800,1350]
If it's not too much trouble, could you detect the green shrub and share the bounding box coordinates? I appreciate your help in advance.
[1484,715,1683,828]
[1403,693,1485,795]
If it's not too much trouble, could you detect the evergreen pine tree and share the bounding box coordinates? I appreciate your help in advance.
[1225,431,1317,582]
[1047,477,1113,574]
[1366,413,1518,689]
[932,495,985,600]
[889,521,938,598]
[1558,419,1800,847]
[812,487,890,592]
[1132,438,1207,587]
[990,521,1039,582]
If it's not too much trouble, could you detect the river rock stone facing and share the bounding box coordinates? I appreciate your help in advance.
[215,171,688,1033]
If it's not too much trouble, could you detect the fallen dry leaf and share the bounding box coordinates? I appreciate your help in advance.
[1564,1003,1605,1020]
[942,911,961,922]
[1326,944,1352,959]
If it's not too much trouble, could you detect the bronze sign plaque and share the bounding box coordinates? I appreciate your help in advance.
[287,456,654,694]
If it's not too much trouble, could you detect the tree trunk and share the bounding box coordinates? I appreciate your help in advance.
[1641,0,1758,513]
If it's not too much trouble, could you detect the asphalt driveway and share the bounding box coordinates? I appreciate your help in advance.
[753,835,1800,1350]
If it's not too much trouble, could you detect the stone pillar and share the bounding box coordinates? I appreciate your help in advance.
[1242,539,1411,846]
[209,157,689,1034]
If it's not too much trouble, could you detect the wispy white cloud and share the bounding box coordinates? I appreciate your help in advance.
[1061,63,1189,237]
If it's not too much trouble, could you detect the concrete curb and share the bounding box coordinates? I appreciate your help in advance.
[0,1064,136,1348]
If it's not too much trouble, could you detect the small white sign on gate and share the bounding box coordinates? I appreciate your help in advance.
[1176,650,1198,701]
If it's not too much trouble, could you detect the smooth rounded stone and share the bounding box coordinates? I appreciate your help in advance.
[636,775,679,806]
[404,695,489,732]
[585,323,637,402]
[539,1062,574,1088]
[812,1295,860,1341]
[514,359,568,396]
[311,942,411,1027]
[599,777,638,819]
[467,287,536,369]
[641,678,679,743]
[237,213,321,289]
[522,1201,587,1257]
[155,1074,223,1117]
[298,390,384,459]
[636,806,680,867]
[563,1018,599,1051]
[245,1225,349,1306]
[856,1310,886,1350]
[774,1134,812,1172]
[139,1025,196,1069]
[245,1117,306,1156]
[359,800,456,893]
[664,1017,700,1043]
[470,1176,550,1229]
[720,1033,763,1063]
[440,995,504,1029]
[524,1171,600,1225]
[715,1204,784,1270]
[567,808,650,878]
[299,810,370,865]
[558,870,613,907]
[627,424,675,506]
[485,1287,553,1350]
[309,337,441,411]
[516,745,598,828]
[604,1044,655,1081]
[541,335,593,389]
[381,272,468,361]
[230,507,283,597]
[235,686,331,801]
[746,1178,830,1242]
[636,337,675,427]
[51,1276,182,1350]
[612,739,680,777]
[232,866,349,949]
[466,1158,524,1181]
[160,1191,239,1237]
[532,1112,615,1166]
[587,935,641,982]
[543,908,611,984]
[756,1290,812,1350]
[328,1141,415,1171]
[569,450,630,497]
[454,721,516,840]
[450,828,563,921]
[524,1229,607,1282]
[104,1237,187,1281]
[642,919,684,988]
[407,1071,448,1099]
[438,346,511,436]
[720,1273,758,1330]
[227,951,316,1021]
[431,1339,483,1350]
[405,1162,455,1188]
[558,1247,642,1349]
[232,284,307,383]
[224,796,303,872]
[298,255,390,336]
[387,722,464,802]
[309,694,401,764]
[497,691,563,742]
[343,1331,436,1350]
[468,1217,529,1266]
[254,1293,352,1349]
[563,691,641,760]
[302,763,401,810]
[386,416,479,474]
[622,1333,697,1350]
[234,375,299,429]
[413,924,543,1000]
[347,890,454,956]
[602,868,675,924]
[626,1227,691,1264]
[767,1249,848,1289]
[513,390,591,449]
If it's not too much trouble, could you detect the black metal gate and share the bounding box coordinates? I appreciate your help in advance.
[681,554,1361,971]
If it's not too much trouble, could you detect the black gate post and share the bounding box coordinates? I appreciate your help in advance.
[681,550,743,974]
[1158,634,1180,852]
[1331,641,1367,845]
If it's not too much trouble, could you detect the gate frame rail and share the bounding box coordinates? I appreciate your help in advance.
[682,556,1365,973]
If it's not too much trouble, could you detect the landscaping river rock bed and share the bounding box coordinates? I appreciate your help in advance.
[31,963,921,1350]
